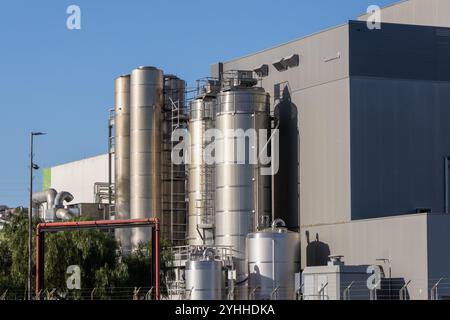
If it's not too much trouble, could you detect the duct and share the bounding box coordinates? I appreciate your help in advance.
[32,189,57,208]
[32,189,57,220]
[55,208,74,221]
[54,191,74,209]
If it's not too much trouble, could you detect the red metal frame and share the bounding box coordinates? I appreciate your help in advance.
[35,218,160,300]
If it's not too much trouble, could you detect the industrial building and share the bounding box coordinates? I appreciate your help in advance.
[39,0,450,300]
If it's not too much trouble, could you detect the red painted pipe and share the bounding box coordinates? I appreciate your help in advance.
[35,224,41,299]
[35,218,160,300]
[155,221,160,300]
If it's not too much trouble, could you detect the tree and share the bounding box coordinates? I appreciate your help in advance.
[0,211,173,300]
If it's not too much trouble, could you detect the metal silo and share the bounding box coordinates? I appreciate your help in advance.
[162,75,187,245]
[114,74,131,252]
[215,85,271,283]
[188,94,216,245]
[185,248,224,300]
[247,219,300,300]
[130,66,163,247]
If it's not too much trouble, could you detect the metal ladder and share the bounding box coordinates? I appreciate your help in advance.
[161,96,188,246]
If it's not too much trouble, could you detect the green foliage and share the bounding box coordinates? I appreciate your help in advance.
[0,213,173,300]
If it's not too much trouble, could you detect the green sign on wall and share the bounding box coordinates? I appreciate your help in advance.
[42,168,51,190]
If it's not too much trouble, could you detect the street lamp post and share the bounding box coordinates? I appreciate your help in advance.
[28,132,46,300]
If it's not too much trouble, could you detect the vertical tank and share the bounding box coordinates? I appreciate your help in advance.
[185,248,224,300]
[114,74,131,251]
[246,219,300,300]
[130,66,163,247]
[162,75,187,245]
[188,95,216,245]
[214,86,271,282]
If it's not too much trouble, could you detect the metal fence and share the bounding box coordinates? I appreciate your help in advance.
[3,277,450,300]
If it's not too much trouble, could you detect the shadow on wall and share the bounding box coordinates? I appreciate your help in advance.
[274,85,299,231]
[305,231,330,267]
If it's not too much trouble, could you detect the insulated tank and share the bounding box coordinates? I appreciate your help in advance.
[214,86,271,282]
[188,95,216,245]
[185,248,224,300]
[114,74,131,252]
[130,66,163,247]
[246,219,300,300]
[162,75,187,245]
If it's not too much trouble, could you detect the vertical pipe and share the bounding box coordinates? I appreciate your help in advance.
[35,226,44,299]
[108,115,113,207]
[155,222,160,300]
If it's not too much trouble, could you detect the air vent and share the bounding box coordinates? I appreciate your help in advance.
[272,54,300,71]
[253,64,269,77]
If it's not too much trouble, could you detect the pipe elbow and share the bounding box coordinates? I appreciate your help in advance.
[54,191,74,208]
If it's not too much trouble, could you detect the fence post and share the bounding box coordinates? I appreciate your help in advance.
[270,286,280,300]
[145,287,154,300]
[249,286,259,300]
[90,288,97,300]
[370,288,378,300]
[399,280,411,300]
[0,289,8,300]
[133,287,141,300]
[430,278,443,300]
[343,281,354,300]
[318,282,328,301]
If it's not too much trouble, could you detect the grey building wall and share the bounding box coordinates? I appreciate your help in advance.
[358,0,450,28]
[300,213,450,300]
[219,24,352,228]
[300,214,430,299]
[349,21,450,219]
[427,215,450,292]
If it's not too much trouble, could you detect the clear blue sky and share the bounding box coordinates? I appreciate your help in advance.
[0,0,397,207]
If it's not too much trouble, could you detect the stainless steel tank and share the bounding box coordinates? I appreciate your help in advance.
[185,248,224,300]
[130,66,163,247]
[188,96,216,245]
[246,219,300,300]
[215,86,271,282]
[114,74,131,251]
[162,75,187,245]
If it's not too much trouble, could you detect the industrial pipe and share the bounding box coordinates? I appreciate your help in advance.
[36,218,161,300]
[32,189,57,208]
[55,208,74,221]
[54,191,74,208]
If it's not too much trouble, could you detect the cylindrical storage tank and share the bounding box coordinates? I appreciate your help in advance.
[114,74,131,252]
[130,66,163,247]
[215,87,271,282]
[161,75,187,245]
[188,96,216,245]
[246,220,300,300]
[185,249,223,300]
